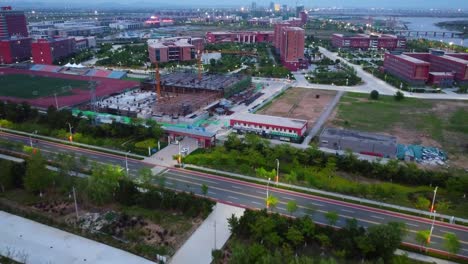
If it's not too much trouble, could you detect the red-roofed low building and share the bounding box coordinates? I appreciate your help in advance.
[332,33,406,50]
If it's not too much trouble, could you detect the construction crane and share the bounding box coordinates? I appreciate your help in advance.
[154,60,162,100]
[197,50,203,81]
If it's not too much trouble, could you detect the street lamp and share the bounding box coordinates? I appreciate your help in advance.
[430,186,438,214]
[428,210,437,244]
[266,177,271,209]
[125,151,131,176]
[66,122,73,142]
[275,159,279,185]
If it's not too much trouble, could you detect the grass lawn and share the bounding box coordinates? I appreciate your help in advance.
[331,92,468,168]
[0,74,89,99]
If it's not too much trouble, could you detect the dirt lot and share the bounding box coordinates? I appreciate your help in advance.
[256,87,337,125]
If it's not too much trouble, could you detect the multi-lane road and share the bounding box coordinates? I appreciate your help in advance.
[1,131,467,260]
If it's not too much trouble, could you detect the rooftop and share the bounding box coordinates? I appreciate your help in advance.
[230,113,308,129]
[395,53,430,64]
[320,127,397,145]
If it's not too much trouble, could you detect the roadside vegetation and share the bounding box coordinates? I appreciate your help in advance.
[0,154,214,260]
[213,209,409,263]
[306,62,362,86]
[0,101,163,155]
[184,134,468,218]
[406,39,468,53]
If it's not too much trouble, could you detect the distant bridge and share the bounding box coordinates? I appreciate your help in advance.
[393,30,464,38]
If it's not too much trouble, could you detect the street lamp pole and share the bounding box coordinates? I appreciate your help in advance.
[66,122,73,142]
[72,186,79,220]
[125,151,130,176]
[428,210,437,244]
[275,159,279,185]
[430,186,438,214]
[266,178,271,209]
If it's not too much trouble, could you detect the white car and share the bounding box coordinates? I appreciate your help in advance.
[181,147,189,153]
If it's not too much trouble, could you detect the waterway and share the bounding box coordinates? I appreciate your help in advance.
[399,17,467,47]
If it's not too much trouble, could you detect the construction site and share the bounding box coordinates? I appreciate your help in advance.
[140,71,251,117]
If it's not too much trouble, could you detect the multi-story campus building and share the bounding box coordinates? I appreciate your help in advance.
[0,6,28,39]
[148,37,204,63]
[0,36,32,63]
[230,113,308,142]
[274,23,306,71]
[32,38,76,64]
[205,31,274,44]
[384,49,468,86]
[332,33,406,50]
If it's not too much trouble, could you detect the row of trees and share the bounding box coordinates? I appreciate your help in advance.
[0,151,214,219]
[226,209,406,263]
[0,102,164,153]
[96,43,149,68]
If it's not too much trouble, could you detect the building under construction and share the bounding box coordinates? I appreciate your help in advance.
[141,72,251,116]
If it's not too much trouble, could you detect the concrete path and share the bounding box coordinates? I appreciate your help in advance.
[395,249,459,264]
[170,203,245,264]
[302,90,344,146]
[0,211,155,264]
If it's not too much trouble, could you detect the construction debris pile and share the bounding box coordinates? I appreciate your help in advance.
[397,144,448,166]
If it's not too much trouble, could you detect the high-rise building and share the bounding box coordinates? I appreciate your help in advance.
[0,36,32,64]
[0,6,28,39]
[296,5,305,16]
[251,2,257,11]
[279,27,305,71]
[32,38,76,64]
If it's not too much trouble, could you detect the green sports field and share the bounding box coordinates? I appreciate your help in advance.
[0,74,90,99]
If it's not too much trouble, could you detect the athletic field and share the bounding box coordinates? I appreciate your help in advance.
[0,74,89,99]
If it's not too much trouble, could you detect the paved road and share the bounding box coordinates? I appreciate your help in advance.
[1,131,467,260]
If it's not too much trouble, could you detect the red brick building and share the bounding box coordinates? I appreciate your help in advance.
[32,38,76,65]
[205,31,274,44]
[0,37,32,64]
[383,50,468,86]
[332,34,406,50]
[147,37,203,64]
[0,6,28,39]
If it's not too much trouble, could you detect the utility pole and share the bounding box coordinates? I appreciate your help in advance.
[66,122,73,142]
[54,93,59,109]
[428,186,438,244]
[214,220,217,250]
[125,151,130,176]
[266,178,271,209]
[430,186,438,214]
[72,186,79,220]
[275,159,279,185]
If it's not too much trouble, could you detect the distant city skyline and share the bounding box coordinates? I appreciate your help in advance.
[3,0,468,9]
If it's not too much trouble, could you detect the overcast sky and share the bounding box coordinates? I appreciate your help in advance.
[4,0,468,9]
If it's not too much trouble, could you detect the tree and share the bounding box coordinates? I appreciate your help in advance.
[137,167,153,186]
[415,196,430,210]
[366,222,406,261]
[443,233,461,257]
[286,227,304,250]
[370,90,379,100]
[86,164,125,205]
[201,184,208,196]
[266,194,279,211]
[24,152,53,194]
[325,211,339,226]
[0,160,14,192]
[415,230,430,251]
[394,91,405,101]
[286,200,298,216]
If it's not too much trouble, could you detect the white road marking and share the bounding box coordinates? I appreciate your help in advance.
[406,223,419,227]
[208,191,217,195]
[228,196,239,200]
[231,185,242,190]
[440,230,454,234]
[462,248,468,252]
[310,202,324,207]
[340,209,355,213]
[251,201,262,205]
[277,207,286,211]
[283,196,295,200]
[370,215,385,220]
[256,190,265,195]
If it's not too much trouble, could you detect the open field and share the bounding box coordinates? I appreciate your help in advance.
[0,68,139,108]
[0,74,89,99]
[329,92,468,168]
[256,87,337,125]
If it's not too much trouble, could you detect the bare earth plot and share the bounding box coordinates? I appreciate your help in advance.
[256,87,337,125]
[328,92,468,169]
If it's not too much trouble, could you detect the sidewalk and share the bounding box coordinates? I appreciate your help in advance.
[0,211,155,264]
[170,203,245,264]
[184,165,468,225]
[395,249,458,264]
